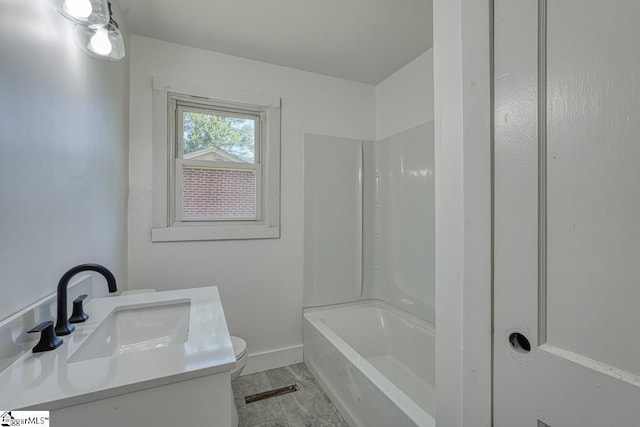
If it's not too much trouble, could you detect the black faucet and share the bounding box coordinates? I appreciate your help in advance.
[55,263,118,336]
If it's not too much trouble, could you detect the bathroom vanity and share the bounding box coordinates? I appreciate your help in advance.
[0,286,236,427]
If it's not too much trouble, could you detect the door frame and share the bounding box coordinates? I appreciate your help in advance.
[433,0,493,426]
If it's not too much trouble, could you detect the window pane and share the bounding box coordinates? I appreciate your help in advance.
[182,167,256,220]
[182,111,255,163]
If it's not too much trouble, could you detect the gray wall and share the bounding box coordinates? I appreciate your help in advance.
[0,1,129,320]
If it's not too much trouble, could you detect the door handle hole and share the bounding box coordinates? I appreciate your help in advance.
[509,332,531,353]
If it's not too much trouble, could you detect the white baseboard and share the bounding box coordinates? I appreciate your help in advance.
[242,344,303,375]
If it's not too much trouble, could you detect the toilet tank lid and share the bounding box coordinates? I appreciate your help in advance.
[231,336,247,359]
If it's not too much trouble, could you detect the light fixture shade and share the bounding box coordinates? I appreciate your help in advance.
[52,0,110,27]
[73,21,125,61]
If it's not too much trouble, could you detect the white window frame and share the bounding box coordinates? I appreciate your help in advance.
[151,78,281,242]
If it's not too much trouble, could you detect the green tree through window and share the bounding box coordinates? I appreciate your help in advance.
[182,111,255,163]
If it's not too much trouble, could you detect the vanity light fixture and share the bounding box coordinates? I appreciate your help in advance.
[72,2,125,61]
[52,0,110,27]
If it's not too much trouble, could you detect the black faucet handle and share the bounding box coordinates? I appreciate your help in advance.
[28,321,63,353]
[69,294,89,324]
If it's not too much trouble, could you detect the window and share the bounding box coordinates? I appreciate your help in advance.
[174,98,261,222]
[151,79,280,241]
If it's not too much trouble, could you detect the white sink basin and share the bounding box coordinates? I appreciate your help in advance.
[68,300,191,363]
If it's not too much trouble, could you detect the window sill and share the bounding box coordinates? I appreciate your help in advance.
[151,224,280,242]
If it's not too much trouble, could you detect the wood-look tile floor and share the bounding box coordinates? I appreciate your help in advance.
[232,363,349,427]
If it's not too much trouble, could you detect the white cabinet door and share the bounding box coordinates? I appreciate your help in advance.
[494,1,640,425]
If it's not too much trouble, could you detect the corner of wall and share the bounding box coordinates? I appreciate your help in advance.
[375,49,435,141]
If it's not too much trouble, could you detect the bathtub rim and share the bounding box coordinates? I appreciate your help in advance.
[303,299,436,427]
[304,298,435,334]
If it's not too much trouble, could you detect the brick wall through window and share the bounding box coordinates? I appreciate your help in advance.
[182,167,256,219]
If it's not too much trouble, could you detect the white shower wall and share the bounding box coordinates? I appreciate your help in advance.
[303,135,366,307]
[303,124,434,322]
[364,123,435,323]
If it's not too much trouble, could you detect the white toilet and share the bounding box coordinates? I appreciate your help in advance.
[230,336,247,427]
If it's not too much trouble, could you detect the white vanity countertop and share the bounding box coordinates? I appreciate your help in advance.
[0,286,236,410]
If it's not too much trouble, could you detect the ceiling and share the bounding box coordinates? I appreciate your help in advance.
[117,0,433,85]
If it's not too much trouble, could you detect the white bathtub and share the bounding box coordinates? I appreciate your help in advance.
[303,300,435,427]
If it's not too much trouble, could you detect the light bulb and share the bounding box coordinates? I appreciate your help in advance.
[89,27,112,55]
[63,0,93,19]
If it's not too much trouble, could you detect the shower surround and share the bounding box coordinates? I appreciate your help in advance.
[303,121,435,426]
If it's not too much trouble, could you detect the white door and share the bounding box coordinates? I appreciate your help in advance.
[494,0,640,426]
